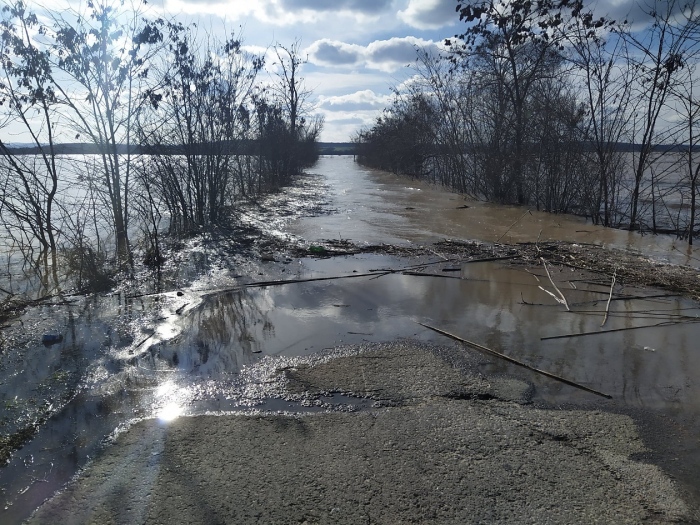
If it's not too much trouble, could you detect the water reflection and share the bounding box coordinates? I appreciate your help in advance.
[2,253,700,522]
[154,382,185,422]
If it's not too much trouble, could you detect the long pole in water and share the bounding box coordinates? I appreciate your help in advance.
[417,322,612,399]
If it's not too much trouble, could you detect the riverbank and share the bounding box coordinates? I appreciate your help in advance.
[26,342,696,524]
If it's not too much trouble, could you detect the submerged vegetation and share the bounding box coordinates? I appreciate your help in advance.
[355,0,700,243]
[0,0,322,298]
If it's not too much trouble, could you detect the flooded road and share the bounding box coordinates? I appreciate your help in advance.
[2,156,700,522]
[292,156,700,266]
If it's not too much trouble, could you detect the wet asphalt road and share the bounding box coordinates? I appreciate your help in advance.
[26,342,694,524]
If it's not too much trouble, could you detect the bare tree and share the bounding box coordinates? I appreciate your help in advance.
[448,0,605,204]
[137,23,264,233]
[623,0,700,231]
[0,0,62,289]
[270,39,321,178]
[49,0,162,260]
[567,16,632,226]
[673,61,700,244]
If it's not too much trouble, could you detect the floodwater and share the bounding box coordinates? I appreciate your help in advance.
[292,156,700,266]
[2,155,700,522]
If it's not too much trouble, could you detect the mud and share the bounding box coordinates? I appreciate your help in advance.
[26,343,696,524]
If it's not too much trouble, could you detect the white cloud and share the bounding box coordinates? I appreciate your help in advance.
[306,40,365,67]
[166,0,394,25]
[164,0,262,19]
[277,0,392,16]
[398,0,457,30]
[318,109,383,141]
[366,36,438,72]
[307,37,439,72]
[319,90,393,111]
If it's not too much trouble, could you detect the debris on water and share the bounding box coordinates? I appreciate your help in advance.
[41,334,63,346]
[308,245,327,254]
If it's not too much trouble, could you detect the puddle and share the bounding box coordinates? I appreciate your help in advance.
[4,255,700,522]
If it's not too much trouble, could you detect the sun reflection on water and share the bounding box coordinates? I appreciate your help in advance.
[154,381,188,422]
[158,402,183,422]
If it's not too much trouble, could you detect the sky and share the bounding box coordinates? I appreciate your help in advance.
[4,0,653,144]
[153,0,463,142]
[152,0,651,143]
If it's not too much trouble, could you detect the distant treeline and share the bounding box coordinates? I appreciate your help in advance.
[2,142,356,156]
[355,0,700,244]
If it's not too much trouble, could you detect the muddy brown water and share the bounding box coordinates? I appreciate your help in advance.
[292,156,700,265]
[1,155,700,522]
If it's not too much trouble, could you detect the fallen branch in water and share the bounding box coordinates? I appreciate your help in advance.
[570,293,680,307]
[601,268,617,327]
[441,255,518,271]
[403,271,461,279]
[496,208,532,243]
[203,270,393,298]
[539,258,570,311]
[417,322,612,399]
[541,318,700,340]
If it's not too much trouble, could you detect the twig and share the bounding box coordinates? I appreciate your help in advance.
[427,248,449,261]
[525,268,541,283]
[441,255,518,272]
[601,268,617,327]
[496,208,532,243]
[135,334,153,348]
[403,271,461,279]
[418,322,612,399]
[570,293,680,307]
[541,319,700,340]
[540,258,569,311]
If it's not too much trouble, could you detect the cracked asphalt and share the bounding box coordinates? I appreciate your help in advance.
[27,342,695,524]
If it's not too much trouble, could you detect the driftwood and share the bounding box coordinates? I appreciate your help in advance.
[539,258,570,311]
[541,319,700,340]
[418,322,612,399]
[496,208,532,243]
[441,255,518,271]
[601,269,617,327]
